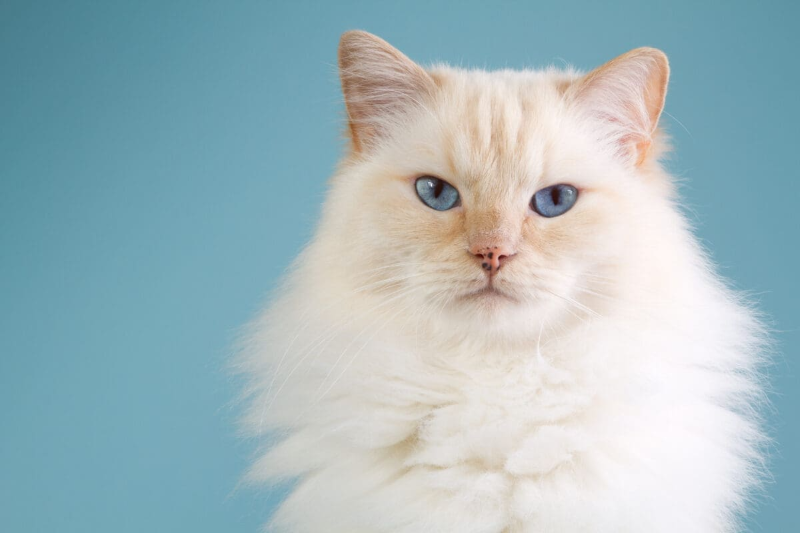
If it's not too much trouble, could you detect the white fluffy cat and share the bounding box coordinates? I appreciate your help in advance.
[237,31,768,532]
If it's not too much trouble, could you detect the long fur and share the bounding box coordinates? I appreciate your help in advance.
[236,32,769,533]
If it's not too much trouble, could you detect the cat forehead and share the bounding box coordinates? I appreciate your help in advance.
[424,67,582,190]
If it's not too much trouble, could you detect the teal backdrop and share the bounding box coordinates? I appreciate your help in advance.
[1,1,797,531]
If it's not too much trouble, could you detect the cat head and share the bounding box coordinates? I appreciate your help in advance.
[310,31,671,341]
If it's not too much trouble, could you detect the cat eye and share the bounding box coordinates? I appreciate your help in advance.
[415,176,460,211]
[530,184,578,218]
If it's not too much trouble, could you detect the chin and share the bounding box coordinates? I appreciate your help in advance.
[445,285,546,340]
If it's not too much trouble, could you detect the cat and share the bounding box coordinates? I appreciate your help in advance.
[236,30,768,533]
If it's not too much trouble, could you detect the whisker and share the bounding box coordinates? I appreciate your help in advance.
[313,297,420,405]
[262,284,419,419]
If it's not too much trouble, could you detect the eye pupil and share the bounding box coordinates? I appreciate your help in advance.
[550,187,561,205]
[434,179,444,198]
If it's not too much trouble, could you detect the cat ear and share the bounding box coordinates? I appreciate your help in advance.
[572,47,669,166]
[338,31,436,153]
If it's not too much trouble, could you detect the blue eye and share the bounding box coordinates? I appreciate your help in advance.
[415,176,460,211]
[531,184,578,218]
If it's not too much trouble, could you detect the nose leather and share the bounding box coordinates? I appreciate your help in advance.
[470,243,515,275]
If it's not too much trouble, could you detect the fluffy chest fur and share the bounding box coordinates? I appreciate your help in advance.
[242,274,761,533]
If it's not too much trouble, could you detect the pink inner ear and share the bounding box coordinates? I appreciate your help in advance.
[338,31,436,153]
[572,48,669,166]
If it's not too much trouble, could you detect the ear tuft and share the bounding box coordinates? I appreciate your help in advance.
[572,47,670,166]
[338,31,435,153]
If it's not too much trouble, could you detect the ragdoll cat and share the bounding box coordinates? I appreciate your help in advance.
[238,31,767,533]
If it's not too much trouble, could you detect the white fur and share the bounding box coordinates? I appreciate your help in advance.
[237,40,768,533]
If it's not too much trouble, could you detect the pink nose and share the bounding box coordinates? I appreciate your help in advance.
[470,244,515,275]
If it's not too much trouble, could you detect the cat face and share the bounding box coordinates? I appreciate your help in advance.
[321,32,669,335]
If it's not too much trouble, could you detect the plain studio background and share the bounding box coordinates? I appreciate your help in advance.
[1,1,797,531]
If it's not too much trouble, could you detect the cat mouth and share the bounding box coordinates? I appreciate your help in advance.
[462,284,518,303]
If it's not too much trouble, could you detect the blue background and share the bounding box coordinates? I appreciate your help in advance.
[1,1,797,531]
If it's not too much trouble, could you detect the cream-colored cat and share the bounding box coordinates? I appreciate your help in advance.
[238,31,767,532]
